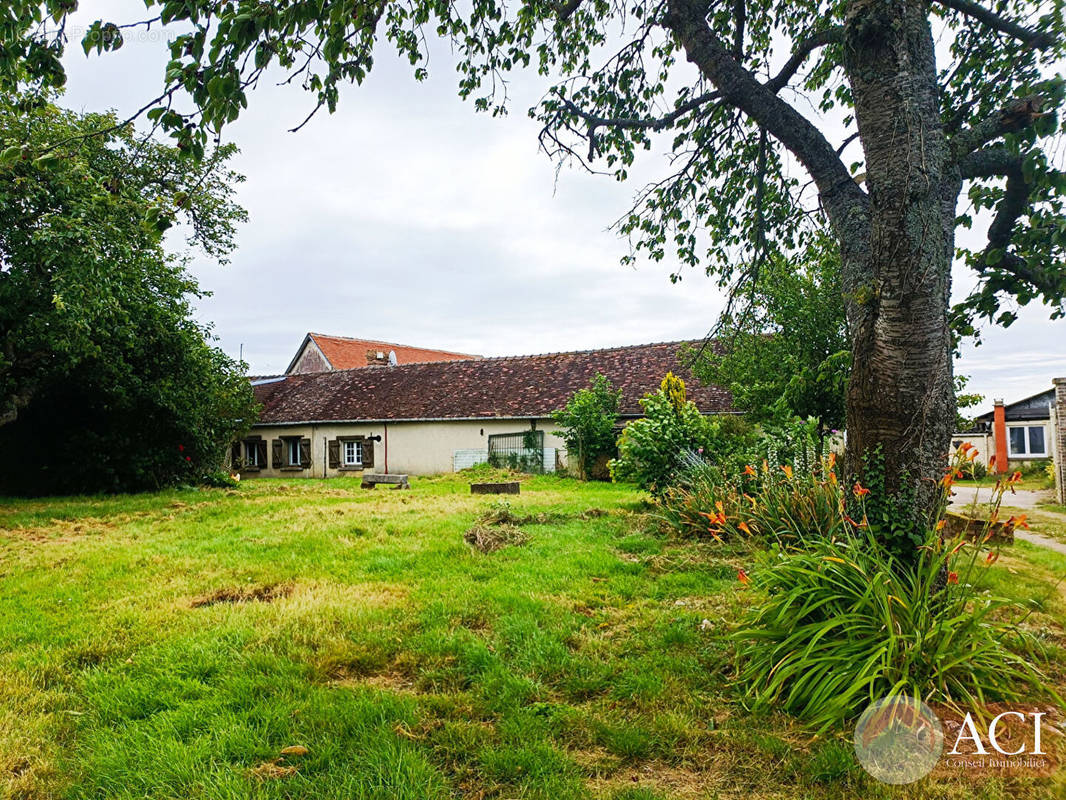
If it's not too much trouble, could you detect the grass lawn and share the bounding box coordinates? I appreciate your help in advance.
[1,474,1064,799]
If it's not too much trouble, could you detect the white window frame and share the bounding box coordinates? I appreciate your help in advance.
[1007,424,1048,458]
[343,440,363,467]
[287,437,302,467]
[244,441,259,467]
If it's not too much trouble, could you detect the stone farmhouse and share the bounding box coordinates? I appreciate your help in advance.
[233,336,732,478]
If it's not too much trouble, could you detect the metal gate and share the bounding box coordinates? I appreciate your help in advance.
[487,430,545,473]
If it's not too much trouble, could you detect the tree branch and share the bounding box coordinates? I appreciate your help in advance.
[731,0,745,60]
[664,0,865,228]
[950,94,1050,159]
[957,144,1020,179]
[764,26,843,95]
[934,0,1056,49]
[560,91,721,159]
[962,146,1062,295]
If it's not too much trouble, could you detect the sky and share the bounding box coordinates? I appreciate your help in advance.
[55,1,1066,416]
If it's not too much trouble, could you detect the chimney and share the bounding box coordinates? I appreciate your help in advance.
[992,398,1008,474]
[366,349,389,366]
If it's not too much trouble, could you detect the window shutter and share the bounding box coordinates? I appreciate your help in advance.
[230,441,241,467]
[362,437,375,468]
[256,439,268,468]
[328,439,340,469]
[300,438,312,468]
[272,439,283,468]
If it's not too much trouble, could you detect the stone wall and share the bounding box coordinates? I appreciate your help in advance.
[1055,378,1066,504]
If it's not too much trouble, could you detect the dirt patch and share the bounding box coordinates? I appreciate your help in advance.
[464,523,528,553]
[248,761,298,780]
[584,760,720,799]
[190,582,294,608]
[579,508,609,519]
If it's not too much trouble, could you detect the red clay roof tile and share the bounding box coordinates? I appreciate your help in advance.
[254,341,732,423]
[307,333,480,370]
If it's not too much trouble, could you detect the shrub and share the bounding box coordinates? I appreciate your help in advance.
[731,446,1056,731]
[610,373,722,494]
[551,374,621,480]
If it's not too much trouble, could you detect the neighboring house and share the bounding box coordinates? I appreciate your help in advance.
[286,332,480,373]
[957,388,1056,471]
[233,341,733,478]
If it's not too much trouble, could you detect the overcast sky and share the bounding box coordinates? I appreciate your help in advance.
[56,2,1066,416]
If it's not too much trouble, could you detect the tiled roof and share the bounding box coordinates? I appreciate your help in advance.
[307,333,480,369]
[253,341,733,423]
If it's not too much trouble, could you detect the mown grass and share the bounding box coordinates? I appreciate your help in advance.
[1,473,1064,799]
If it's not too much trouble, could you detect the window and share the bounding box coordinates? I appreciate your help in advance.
[343,440,363,467]
[1007,425,1047,457]
[244,441,259,467]
[287,438,302,466]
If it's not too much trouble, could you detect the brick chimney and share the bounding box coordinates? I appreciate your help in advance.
[992,399,1008,474]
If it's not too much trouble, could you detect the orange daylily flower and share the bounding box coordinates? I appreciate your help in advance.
[737,568,750,585]
[715,500,725,515]
[935,519,946,531]
[737,521,752,535]
[781,464,793,479]
[827,452,837,468]
[947,571,959,585]
[852,481,870,498]
[985,551,1000,566]
[959,442,973,454]
[743,464,757,477]
[1006,514,1029,530]
[988,454,996,470]
[1009,471,1023,484]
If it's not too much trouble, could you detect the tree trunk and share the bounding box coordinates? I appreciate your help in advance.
[839,0,956,551]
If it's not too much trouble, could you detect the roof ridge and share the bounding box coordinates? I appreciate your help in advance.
[317,339,698,374]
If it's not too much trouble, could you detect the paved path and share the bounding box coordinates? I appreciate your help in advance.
[949,485,1050,510]
[949,486,1066,557]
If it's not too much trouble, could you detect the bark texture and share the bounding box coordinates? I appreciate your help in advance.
[840,0,956,529]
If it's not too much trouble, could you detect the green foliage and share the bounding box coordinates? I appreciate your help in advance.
[849,446,926,562]
[0,98,255,494]
[689,237,849,432]
[551,374,621,480]
[954,374,985,431]
[610,375,722,494]
[732,527,1053,732]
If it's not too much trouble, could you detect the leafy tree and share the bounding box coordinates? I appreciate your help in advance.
[611,373,721,493]
[551,374,622,479]
[689,235,848,438]
[0,98,244,426]
[6,0,1066,546]
[0,98,256,493]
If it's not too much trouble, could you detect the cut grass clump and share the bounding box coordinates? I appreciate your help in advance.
[463,523,529,553]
